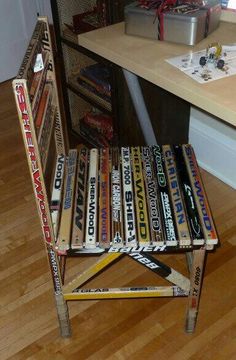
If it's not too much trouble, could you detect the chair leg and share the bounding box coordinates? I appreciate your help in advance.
[185,248,206,333]
[55,293,71,337]
[59,255,66,285]
[185,252,193,274]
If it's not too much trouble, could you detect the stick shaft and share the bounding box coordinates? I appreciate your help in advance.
[57,149,77,251]
[163,145,191,247]
[132,147,150,244]
[182,145,218,247]
[152,145,177,246]
[85,148,99,248]
[111,148,124,247]
[142,146,163,245]
[50,154,65,238]
[99,148,111,248]
[71,145,88,249]
[121,147,137,245]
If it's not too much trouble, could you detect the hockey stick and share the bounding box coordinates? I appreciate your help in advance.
[152,145,178,246]
[50,154,65,238]
[128,252,190,292]
[57,149,77,252]
[71,145,88,249]
[174,145,204,245]
[182,145,218,248]
[85,148,99,249]
[111,147,124,247]
[163,145,191,247]
[142,146,163,245]
[121,147,137,246]
[66,285,186,300]
[99,148,111,248]
[131,147,150,244]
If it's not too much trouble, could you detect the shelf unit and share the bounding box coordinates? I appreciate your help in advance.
[50,0,194,148]
[50,0,133,147]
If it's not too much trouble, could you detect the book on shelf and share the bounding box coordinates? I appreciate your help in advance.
[77,110,114,148]
[70,2,109,34]
[76,77,111,103]
[97,0,110,27]
[77,73,111,98]
[83,111,113,141]
[80,63,111,93]
[73,10,100,33]
[62,25,78,43]
[79,119,110,148]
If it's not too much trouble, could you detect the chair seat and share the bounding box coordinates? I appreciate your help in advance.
[54,144,218,255]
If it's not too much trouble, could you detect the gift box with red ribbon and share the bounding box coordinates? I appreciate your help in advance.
[124,0,221,45]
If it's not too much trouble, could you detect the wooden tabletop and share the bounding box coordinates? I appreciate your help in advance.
[78,20,236,128]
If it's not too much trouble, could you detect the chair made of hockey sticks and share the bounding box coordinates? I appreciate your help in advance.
[12,17,218,337]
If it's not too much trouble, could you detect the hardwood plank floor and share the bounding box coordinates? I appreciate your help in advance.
[0,80,235,360]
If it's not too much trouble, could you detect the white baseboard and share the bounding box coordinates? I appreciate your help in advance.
[189,108,236,189]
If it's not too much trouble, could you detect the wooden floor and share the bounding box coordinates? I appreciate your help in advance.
[0,80,236,360]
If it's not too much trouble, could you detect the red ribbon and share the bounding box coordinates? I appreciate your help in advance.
[156,0,176,40]
[137,1,207,40]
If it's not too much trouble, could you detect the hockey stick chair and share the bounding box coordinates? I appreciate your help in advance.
[12,17,219,338]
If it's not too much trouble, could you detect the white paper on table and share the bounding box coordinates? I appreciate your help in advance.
[166,44,236,83]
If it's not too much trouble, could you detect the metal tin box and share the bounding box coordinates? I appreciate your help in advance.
[124,2,220,46]
[163,10,208,45]
[204,1,222,35]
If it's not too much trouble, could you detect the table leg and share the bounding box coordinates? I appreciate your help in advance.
[122,68,157,145]
[122,68,190,145]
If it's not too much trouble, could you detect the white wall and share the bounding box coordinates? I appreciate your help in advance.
[36,0,53,23]
[228,0,236,9]
[189,107,236,189]
[0,0,38,82]
[0,0,53,82]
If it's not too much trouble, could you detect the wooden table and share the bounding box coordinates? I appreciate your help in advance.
[78,18,236,129]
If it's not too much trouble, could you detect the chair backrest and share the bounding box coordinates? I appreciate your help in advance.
[12,17,66,251]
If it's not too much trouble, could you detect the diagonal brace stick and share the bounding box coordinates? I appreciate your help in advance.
[63,253,122,293]
[128,252,190,292]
